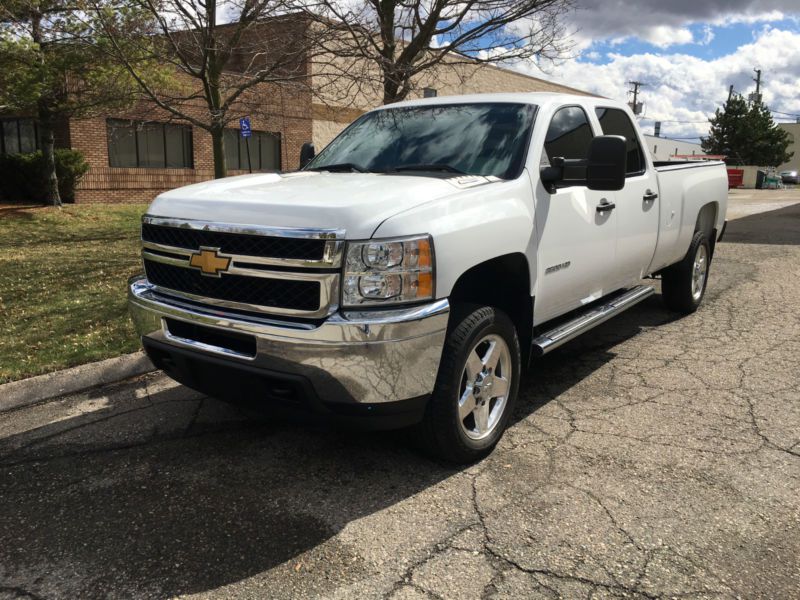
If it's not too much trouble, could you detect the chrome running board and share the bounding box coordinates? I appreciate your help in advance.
[532,285,655,357]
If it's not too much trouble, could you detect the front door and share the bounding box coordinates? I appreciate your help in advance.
[594,107,660,285]
[533,105,619,323]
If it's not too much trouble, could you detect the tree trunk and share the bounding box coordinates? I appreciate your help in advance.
[210,125,227,179]
[37,104,61,207]
[30,11,60,206]
[382,69,403,104]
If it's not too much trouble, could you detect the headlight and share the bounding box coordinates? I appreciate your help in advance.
[343,235,434,307]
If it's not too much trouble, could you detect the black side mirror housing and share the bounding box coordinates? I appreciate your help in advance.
[540,136,628,193]
[299,142,316,168]
[540,161,563,190]
[586,135,627,191]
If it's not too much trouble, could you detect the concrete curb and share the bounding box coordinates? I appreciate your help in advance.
[0,352,156,413]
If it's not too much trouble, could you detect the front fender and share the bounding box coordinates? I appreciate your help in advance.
[372,175,536,298]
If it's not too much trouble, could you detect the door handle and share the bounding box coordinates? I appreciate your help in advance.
[643,190,658,201]
[596,200,616,213]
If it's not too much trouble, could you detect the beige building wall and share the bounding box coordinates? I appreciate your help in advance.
[310,54,593,150]
[778,123,800,174]
[643,135,703,161]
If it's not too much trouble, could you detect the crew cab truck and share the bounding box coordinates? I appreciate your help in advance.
[128,93,728,463]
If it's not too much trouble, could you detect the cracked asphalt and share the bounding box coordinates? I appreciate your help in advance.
[2,198,799,599]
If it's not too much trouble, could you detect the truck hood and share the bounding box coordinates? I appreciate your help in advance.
[148,171,499,239]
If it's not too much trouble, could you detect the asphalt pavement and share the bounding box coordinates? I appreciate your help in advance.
[1,194,799,599]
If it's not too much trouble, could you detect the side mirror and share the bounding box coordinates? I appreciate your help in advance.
[299,142,316,168]
[586,135,627,191]
[540,161,563,190]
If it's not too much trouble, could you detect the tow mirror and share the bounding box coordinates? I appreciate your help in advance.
[299,142,316,168]
[586,135,627,191]
[541,135,628,193]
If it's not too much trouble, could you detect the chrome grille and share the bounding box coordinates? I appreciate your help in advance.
[143,259,321,311]
[140,216,343,318]
[142,223,326,261]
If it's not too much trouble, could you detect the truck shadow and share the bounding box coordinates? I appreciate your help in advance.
[721,202,800,245]
[512,294,680,426]
[0,296,679,598]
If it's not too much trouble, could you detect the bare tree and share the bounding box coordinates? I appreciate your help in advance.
[295,0,575,104]
[91,1,332,178]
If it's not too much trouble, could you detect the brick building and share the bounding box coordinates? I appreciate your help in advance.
[1,22,590,204]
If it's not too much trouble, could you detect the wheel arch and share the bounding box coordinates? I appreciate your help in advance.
[696,201,719,258]
[447,253,533,366]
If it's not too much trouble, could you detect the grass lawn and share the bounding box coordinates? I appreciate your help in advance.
[0,203,149,383]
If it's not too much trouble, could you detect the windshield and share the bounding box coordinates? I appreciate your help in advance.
[306,103,537,180]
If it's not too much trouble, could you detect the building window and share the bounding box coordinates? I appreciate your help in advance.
[1,118,39,155]
[107,119,193,169]
[223,129,281,171]
[423,88,438,98]
[594,107,646,175]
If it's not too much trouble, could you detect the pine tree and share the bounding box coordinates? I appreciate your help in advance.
[703,95,793,167]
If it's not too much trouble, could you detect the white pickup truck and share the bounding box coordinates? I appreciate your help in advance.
[128,92,728,462]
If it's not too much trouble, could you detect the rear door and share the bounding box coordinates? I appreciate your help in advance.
[594,107,660,285]
[533,105,619,323]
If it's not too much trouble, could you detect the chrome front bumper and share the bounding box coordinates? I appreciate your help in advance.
[128,277,449,407]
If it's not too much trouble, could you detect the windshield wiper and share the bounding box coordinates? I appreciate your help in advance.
[386,164,466,174]
[307,162,367,173]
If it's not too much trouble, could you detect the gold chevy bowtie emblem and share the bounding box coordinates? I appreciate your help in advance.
[189,247,231,277]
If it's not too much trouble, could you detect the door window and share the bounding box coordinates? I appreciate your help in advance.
[543,106,594,183]
[594,108,646,175]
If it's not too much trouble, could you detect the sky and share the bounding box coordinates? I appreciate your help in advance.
[517,0,800,142]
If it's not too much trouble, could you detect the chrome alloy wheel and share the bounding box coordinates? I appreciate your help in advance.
[458,334,512,441]
[691,244,708,301]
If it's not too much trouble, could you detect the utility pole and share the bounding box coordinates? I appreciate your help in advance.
[727,85,735,103]
[627,81,646,115]
[749,69,762,105]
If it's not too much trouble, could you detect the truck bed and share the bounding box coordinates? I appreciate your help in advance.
[649,160,728,273]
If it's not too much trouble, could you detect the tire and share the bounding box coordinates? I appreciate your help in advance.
[413,305,521,463]
[661,231,711,314]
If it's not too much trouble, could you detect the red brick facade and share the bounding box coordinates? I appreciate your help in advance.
[71,80,313,204]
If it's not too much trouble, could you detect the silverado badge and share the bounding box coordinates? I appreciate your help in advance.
[189,247,231,277]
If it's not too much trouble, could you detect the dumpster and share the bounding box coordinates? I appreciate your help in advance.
[727,168,744,188]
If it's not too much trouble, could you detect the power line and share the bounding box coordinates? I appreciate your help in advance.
[771,110,800,118]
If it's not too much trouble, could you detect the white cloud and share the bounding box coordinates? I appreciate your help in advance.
[522,27,800,140]
[641,26,695,48]
[699,26,715,45]
[569,1,797,45]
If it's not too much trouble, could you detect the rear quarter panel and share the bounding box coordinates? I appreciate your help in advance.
[650,162,728,272]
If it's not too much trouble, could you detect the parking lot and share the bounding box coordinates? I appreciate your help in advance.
[1,194,799,599]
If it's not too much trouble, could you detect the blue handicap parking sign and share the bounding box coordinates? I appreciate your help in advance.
[239,117,252,138]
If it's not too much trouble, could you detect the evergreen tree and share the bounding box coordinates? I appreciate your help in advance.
[703,95,793,167]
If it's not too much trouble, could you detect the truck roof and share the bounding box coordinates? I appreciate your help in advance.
[380,92,611,111]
